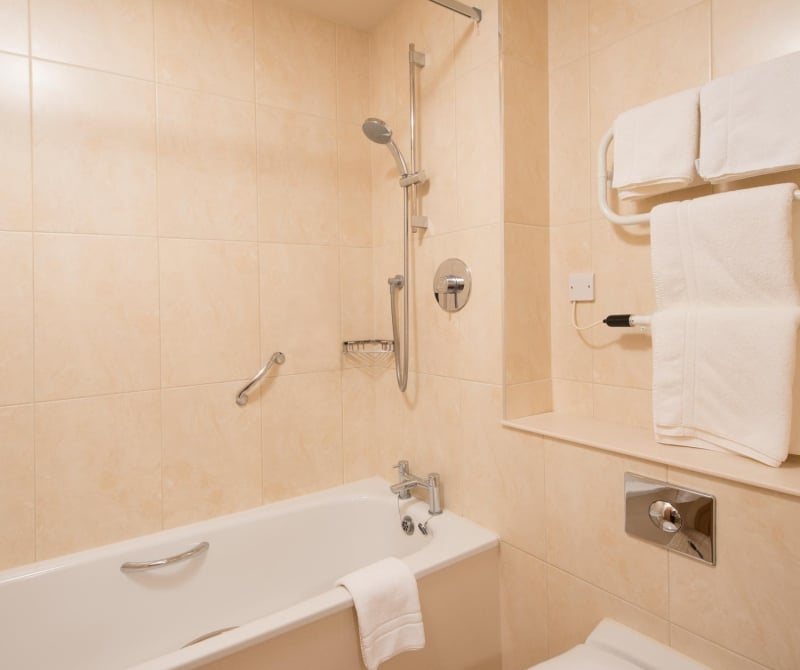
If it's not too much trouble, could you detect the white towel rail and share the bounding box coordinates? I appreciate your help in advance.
[597,128,800,226]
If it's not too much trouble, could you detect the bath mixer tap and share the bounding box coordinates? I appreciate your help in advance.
[391,460,442,515]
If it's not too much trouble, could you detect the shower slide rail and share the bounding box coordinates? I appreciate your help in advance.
[597,128,800,226]
[235,351,285,406]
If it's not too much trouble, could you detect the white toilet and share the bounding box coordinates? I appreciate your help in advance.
[530,619,710,670]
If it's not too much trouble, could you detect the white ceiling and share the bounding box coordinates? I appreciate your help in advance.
[277,0,399,30]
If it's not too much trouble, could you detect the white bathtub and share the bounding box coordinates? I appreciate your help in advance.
[0,477,498,670]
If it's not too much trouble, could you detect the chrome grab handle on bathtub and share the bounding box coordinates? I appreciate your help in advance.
[120,541,209,573]
[236,352,285,406]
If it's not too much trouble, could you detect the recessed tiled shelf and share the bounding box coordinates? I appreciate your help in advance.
[503,412,800,499]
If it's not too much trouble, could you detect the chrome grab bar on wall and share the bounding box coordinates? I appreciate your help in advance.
[120,541,209,573]
[236,352,285,406]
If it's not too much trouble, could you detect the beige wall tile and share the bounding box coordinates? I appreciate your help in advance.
[453,0,498,78]
[456,62,502,230]
[371,367,413,474]
[505,380,553,419]
[418,63,458,238]
[254,0,336,118]
[589,219,654,389]
[549,222,593,381]
[368,19,398,122]
[0,0,29,54]
[0,405,34,570]
[500,543,548,669]
[256,105,338,244]
[259,243,341,375]
[463,383,547,558]
[370,133,406,248]
[504,223,550,385]
[546,565,670,657]
[337,123,372,247]
[0,232,32,406]
[30,0,154,78]
[32,61,156,236]
[405,373,464,514]
[548,0,588,70]
[159,238,260,387]
[157,85,257,241]
[162,381,262,528]
[589,0,706,52]
[414,225,503,384]
[504,57,549,227]
[372,242,403,340]
[34,233,160,401]
[342,368,378,482]
[502,0,547,68]
[668,470,800,669]
[549,57,590,227]
[154,0,254,100]
[545,440,669,617]
[388,0,455,133]
[340,246,373,342]
[35,391,161,559]
[711,0,800,77]
[593,384,652,429]
[670,626,770,670]
[335,25,370,125]
[0,53,31,232]
[551,379,593,417]
[261,370,342,501]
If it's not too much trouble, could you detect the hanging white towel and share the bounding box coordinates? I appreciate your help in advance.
[697,50,800,183]
[612,87,701,200]
[652,307,799,467]
[336,557,425,670]
[650,183,800,309]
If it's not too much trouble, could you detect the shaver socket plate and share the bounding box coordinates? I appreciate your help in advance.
[568,272,594,301]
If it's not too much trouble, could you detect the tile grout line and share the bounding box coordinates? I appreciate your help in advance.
[27,0,37,563]
[150,0,165,531]
[251,0,265,504]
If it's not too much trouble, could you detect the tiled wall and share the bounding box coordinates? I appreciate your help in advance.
[344,0,506,513]
[0,0,373,568]
[490,3,800,670]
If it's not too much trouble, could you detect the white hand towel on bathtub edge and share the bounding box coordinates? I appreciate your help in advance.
[650,182,800,310]
[336,557,425,670]
[611,87,701,200]
[652,307,800,467]
[697,50,800,183]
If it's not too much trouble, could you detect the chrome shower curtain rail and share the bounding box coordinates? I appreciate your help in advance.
[429,0,482,22]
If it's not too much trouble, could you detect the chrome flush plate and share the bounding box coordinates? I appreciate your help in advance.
[624,472,716,565]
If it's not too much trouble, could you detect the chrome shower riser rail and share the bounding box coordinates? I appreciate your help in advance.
[429,0,482,22]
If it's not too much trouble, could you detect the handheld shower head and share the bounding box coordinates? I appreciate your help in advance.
[362,117,409,177]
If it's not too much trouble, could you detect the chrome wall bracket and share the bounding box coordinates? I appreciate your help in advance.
[624,473,716,565]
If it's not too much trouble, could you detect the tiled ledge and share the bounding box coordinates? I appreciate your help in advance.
[503,413,800,499]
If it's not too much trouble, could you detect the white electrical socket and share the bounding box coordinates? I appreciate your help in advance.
[568,272,595,301]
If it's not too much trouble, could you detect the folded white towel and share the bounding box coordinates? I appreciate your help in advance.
[653,307,799,467]
[336,557,425,670]
[697,50,800,183]
[612,87,701,200]
[651,183,800,310]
